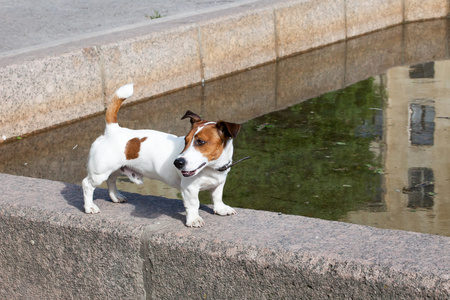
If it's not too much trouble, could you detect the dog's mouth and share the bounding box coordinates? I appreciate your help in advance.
[181,162,206,177]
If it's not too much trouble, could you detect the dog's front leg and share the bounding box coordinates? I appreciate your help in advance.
[210,182,236,216]
[181,187,204,228]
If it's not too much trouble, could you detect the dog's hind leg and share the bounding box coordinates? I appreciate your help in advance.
[120,166,144,185]
[107,169,128,203]
[82,172,110,214]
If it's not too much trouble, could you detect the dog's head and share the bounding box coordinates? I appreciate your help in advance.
[173,110,241,177]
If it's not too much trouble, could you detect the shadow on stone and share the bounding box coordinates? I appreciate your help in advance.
[59,182,214,226]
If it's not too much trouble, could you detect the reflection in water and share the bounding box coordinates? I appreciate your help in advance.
[224,77,385,222]
[410,103,435,146]
[1,19,449,236]
[406,168,434,209]
[409,62,435,79]
[341,60,450,236]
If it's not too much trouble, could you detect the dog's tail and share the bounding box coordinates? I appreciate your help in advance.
[105,83,134,124]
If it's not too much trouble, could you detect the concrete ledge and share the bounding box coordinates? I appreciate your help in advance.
[405,0,449,22]
[0,175,146,299]
[100,24,203,99]
[0,50,104,142]
[275,0,346,57]
[346,0,403,38]
[1,0,449,140]
[1,173,449,299]
[198,5,276,80]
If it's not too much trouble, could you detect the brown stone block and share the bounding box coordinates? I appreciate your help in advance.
[198,7,276,80]
[100,24,202,103]
[275,0,346,57]
[346,0,403,38]
[405,0,449,22]
[0,48,103,140]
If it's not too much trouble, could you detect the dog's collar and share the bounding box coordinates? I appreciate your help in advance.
[216,156,251,172]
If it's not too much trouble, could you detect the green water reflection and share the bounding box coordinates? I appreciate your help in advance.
[219,77,386,221]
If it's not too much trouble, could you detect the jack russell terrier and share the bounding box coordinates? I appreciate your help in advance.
[82,83,242,227]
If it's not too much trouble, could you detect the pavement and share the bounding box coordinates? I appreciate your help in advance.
[0,0,256,58]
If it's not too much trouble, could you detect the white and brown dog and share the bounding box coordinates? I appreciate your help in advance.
[82,83,241,227]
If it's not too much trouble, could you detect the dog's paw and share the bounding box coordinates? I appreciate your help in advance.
[110,192,128,203]
[84,204,100,214]
[186,215,205,228]
[214,204,236,216]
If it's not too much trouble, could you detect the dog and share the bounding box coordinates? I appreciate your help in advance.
[82,83,241,227]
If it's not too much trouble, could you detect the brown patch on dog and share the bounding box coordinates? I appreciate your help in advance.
[125,137,147,160]
[180,111,240,161]
[182,123,226,161]
[181,121,211,153]
[196,125,226,161]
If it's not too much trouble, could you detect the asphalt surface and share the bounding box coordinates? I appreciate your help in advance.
[0,0,254,57]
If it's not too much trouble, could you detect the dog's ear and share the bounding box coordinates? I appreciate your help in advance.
[181,110,202,125]
[217,121,241,139]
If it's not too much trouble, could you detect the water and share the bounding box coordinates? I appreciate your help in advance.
[225,77,385,221]
[1,19,449,236]
[227,61,450,236]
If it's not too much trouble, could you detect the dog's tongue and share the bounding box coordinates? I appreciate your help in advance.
[181,163,206,177]
[182,171,195,177]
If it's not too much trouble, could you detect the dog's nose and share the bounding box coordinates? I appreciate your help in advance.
[174,157,186,170]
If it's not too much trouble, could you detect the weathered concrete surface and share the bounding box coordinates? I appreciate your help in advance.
[405,0,449,22]
[1,0,448,140]
[346,0,403,38]
[0,173,449,299]
[276,0,346,57]
[0,175,146,299]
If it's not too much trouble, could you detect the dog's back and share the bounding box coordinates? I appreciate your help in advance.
[88,84,184,188]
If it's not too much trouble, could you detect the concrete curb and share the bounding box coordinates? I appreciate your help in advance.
[1,0,449,140]
[1,173,449,299]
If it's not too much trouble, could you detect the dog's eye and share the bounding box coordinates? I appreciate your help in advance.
[195,139,206,146]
